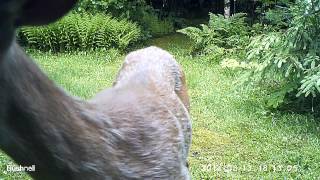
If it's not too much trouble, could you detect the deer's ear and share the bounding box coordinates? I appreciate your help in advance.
[15,0,78,26]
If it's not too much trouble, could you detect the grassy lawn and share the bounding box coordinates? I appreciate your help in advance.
[1,34,320,179]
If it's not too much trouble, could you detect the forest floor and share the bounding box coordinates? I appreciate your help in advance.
[1,34,320,179]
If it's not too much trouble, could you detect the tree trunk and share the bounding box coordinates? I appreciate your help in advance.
[224,0,230,17]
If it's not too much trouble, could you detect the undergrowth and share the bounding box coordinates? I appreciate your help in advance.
[18,13,142,52]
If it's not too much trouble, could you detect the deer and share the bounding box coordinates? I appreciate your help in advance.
[0,0,191,179]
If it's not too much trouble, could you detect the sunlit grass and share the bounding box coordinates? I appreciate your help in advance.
[0,35,319,179]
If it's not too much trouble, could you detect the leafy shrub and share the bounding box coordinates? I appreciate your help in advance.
[75,0,146,17]
[264,7,291,28]
[140,12,175,37]
[18,13,142,51]
[75,0,109,14]
[75,0,174,37]
[246,0,320,109]
[178,13,254,61]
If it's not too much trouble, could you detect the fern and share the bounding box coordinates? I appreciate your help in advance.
[178,13,252,61]
[18,13,142,52]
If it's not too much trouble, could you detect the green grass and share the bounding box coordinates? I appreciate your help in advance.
[1,34,320,179]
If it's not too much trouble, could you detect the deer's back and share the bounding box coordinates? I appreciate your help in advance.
[88,87,188,179]
[88,47,191,179]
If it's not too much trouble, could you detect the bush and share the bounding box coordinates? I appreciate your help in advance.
[75,0,175,37]
[18,13,142,51]
[75,0,146,18]
[140,12,175,37]
[178,13,254,62]
[246,0,320,109]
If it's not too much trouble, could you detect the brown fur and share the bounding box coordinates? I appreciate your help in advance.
[0,1,191,179]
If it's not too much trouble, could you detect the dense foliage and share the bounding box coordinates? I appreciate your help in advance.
[178,13,259,62]
[75,0,175,37]
[247,0,320,108]
[178,0,320,111]
[75,0,147,18]
[18,0,176,51]
[18,13,141,51]
[141,12,175,37]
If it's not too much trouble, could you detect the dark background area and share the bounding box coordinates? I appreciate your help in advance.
[146,0,259,19]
